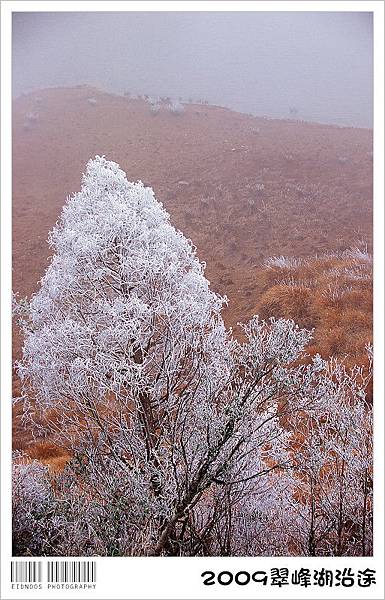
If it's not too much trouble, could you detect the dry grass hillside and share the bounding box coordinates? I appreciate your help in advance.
[12,85,373,462]
[257,249,372,376]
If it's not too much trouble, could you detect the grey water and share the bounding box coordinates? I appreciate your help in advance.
[13,11,373,128]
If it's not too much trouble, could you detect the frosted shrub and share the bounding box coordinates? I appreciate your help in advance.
[12,458,58,555]
[25,112,39,122]
[12,456,112,556]
[264,255,303,270]
[168,101,185,115]
[287,356,373,556]
[147,95,160,105]
[344,246,372,263]
[149,103,160,116]
[230,472,296,556]
[23,112,39,130]
[322,282,354,302]
[343,263,372,281]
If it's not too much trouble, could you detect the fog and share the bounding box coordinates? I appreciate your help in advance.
[13,11,373,127]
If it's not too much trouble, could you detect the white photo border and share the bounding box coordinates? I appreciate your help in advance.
[1,2,384,599]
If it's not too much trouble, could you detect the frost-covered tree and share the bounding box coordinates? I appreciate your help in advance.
[16,156,372,557]
[286,355,373,556]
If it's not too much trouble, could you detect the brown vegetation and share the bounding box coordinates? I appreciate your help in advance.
[257,250,372,372]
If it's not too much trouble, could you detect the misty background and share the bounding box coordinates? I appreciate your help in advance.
[13,11,373,128]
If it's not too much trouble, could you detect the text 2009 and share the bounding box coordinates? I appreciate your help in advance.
[201,571,267,586]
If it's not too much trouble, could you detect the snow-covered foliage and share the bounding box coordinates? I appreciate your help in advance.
[25,112,39,122]
[23,112,39,130]
[12,457,58,555]
[149,103,161,115]
[15,157,372,556]
[264,255,303,270]
[147,95,161,106]
[168,101,185,115]
[287,355,373,556]
[344,245,372,263]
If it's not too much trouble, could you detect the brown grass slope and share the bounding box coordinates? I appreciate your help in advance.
[257,250,372,371]
[12,85,372,459]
